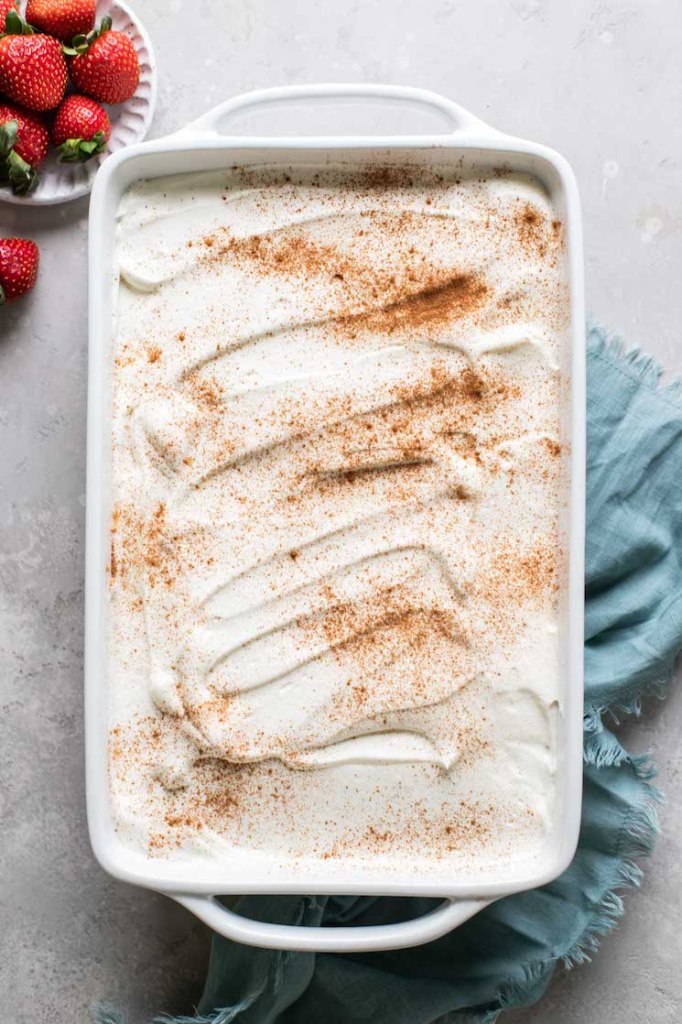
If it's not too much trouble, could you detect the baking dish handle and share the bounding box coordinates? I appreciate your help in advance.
[176,83,498,140]
[173,894,490,952]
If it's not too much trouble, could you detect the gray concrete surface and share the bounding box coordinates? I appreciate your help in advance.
[2,1,682,1021]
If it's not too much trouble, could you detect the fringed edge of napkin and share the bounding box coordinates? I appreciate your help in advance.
[588,320,682,403]
[93,1001,259,1024]
[481,771,661,1024]
[450,757,661,1024]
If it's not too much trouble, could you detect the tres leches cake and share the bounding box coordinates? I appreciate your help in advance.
[108,163,569,880]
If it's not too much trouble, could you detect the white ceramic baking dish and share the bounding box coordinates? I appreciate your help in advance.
[86,83,586,953]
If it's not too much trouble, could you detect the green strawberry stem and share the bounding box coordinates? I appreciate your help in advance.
[57,130,107,163]
[0,121,39,195]
[2,8,34,35]
[63,16,112,56]
[0,119,18,157]
[5,149,38,194]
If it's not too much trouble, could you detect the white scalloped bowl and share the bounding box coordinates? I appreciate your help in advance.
[0,0,156,206]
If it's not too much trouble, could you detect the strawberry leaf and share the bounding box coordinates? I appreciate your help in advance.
[5,148,38,195]
[64,16,113,54]
[56,139,82,161]
[63,31,90,55]
[57,131,107,163]
[0,119,18,158]
[2,9,34,35]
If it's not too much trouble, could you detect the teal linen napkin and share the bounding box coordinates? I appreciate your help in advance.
[98,323,681,1024]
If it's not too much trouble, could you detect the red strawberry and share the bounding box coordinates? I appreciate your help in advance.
[0,101,48,194]
[0,0,18,31]
[0,11,68,111]
[26,0,95,43]
[0,237,39,302]
[52,93,110,162]
[67,17,139,105]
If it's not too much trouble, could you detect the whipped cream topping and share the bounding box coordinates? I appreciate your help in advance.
[107,164,569,876]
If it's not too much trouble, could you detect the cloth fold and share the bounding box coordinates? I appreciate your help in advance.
[97,324,682,1024]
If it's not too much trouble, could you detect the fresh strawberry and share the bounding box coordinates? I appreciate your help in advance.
[0,101,48,194]
[0,237,39,302]
[67,17,139,105]
[0,10,67,111]
[0,0,18,31]
[25,0,95,44]
[52,93,110,162]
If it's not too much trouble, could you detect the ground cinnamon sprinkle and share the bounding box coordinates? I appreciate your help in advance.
[480,534,559,609]
[352,273,488,336]
[185,372,224,410]
[515,201,550,258]
[210,230,348,280]
[197,207,490,341]
[109,500,207,594]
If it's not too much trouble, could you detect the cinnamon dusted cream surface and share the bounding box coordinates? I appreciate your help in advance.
[107,163,569,878]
